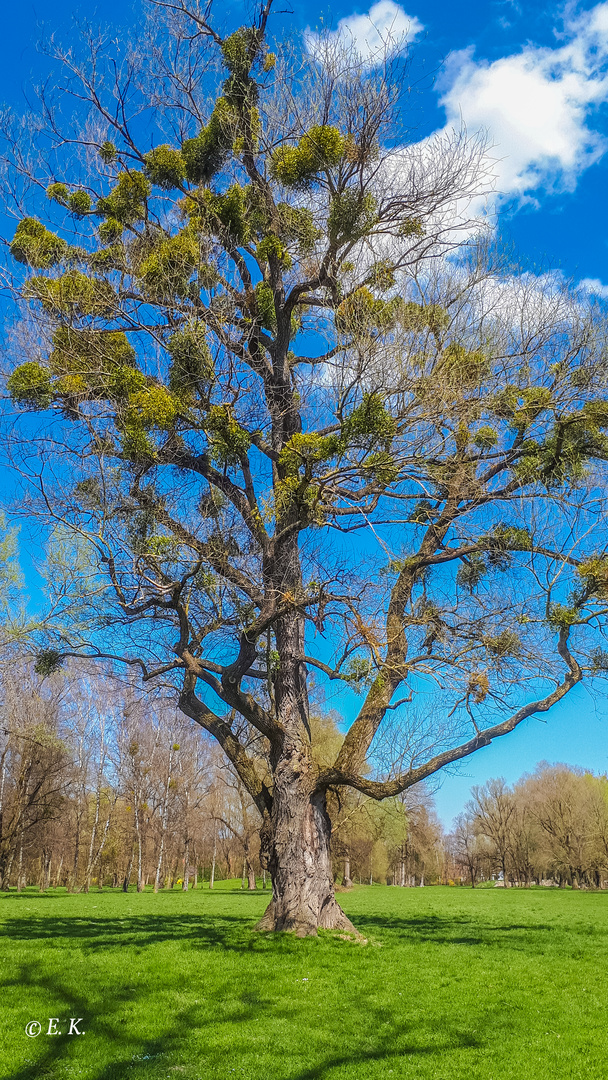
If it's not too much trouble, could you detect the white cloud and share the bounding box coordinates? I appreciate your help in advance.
[306,1,423,68]
[579,277,608,298]
[439,3,608,199]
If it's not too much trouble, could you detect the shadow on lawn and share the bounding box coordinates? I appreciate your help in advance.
[2,911,277,955]
[352,911,561,948]
[288,1033,482,1080]
[6,955,216,1080]
[6,953,483,1080]
[3,906,568,956]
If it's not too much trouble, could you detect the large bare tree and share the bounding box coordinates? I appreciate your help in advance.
[3,0,608,933]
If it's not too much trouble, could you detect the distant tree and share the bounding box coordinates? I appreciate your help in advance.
[468,778,516,886]
[0,666,70,889]
[526,764,593,888]
[450,812,488,887]
[4,0,608,933]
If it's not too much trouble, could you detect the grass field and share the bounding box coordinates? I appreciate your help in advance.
[1,881,607,1079]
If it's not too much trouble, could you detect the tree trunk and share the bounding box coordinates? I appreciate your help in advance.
[2,846,15,890]
[122,850,134,892]
[343,855,352,889]
[53,854,63,889]
[210,830,216,890]
[40,849,52,892]
[69,816,81,893]
[183,837,190,890]
[247,860,257,890]
[16,836,23,893]
[136,813,143,892]
[255,780,355,937]
[154,744,174,893]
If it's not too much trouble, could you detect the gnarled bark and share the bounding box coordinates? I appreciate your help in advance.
[256,757,355,936]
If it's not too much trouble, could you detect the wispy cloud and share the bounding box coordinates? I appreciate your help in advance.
[305,1,423,68]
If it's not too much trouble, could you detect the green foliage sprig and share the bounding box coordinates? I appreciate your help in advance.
[270,125,345,188]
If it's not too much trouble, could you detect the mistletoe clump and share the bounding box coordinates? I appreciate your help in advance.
[34,649,65,676]
[120,385,181,460]
[24,272,116,318]
[474,426,499,449]
[138,229,200,299]
[69,191,92,216]
[328,191,377,243]
[10,218,67,269]
[457,553,487,592]
[399,301,449,333]
[577,556,608,597]
[205,404,251,465]
[50,328,136,373]
[335,287,402,336]
[7,362,53,408]
[46,183,69,202]
[254,281,277,332]
[277,204,321,254]
[440,342,490,386]
[167,323,214,391]
[200,184,252,245]
[51,328,142,401]
[256,233,292,269]
[182,98,239,185]
[220,27,262,116]
[279,432,341,477]
[270,126,345,188]
[99,141,117,163]
[144,145,186,190]
[96,172,150,224]
[341,393,397,446]
[127,385,179,430]
[221,26,259,74]
[9,329,145,409]
[98,218,124,244]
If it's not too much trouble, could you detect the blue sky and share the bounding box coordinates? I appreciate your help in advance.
[3,0,608,826]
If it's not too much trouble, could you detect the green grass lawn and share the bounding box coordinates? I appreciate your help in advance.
[1,881,607,1079]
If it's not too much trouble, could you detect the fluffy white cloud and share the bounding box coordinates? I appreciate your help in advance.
[306,1,423,68]
[439,3,608,199]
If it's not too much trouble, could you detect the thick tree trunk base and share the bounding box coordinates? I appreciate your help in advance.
[255,752,363,937]
[254,893,357,937]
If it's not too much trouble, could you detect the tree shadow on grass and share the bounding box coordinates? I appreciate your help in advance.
[1,912,278,954]
[5,955,484,1080]
[5,955,215,1080]
[351,912,568,949]
[289,1030,482,1080]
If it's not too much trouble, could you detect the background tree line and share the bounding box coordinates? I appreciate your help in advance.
[3,644,608,893]
[447,767,608,888]
[0,657,442,892]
